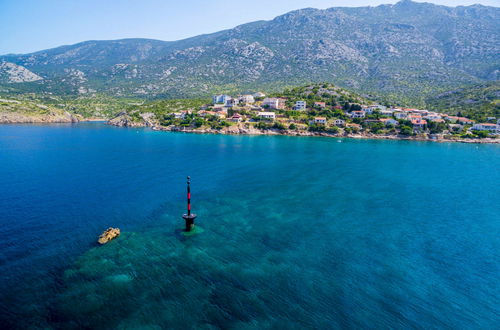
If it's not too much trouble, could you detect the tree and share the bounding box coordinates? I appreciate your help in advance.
[194,118,204,128]
[272,122,286,130]
[327,126,340,134]
[370,122,385,134]
[399,125,413,136]
[350,104,362,111]
[473,130,490,138]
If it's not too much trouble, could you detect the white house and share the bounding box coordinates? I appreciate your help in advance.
[394,111,408,119]
[253,92,266,98]
[257,112,276,120]
[294,101,307,110]
[380,118,398,126]
[313,117,327,124]
[472,123,497,133]
[262,98,286,110]
[239,94,255,104]
[380,109,395,117]
[362,107,374,115]
[364,105,387,114]
[225,98,239,107]
[424,114,442,120]
[350,111,365,118]
[334,119,345,126]
[213,94,231,104]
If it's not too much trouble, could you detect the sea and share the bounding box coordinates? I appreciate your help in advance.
[0,122,499,329]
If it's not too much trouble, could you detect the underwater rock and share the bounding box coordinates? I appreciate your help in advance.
[98,228,120,245]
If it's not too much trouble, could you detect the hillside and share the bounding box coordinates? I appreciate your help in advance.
[425,82,500,121]
[0,0,498,104]
[0,98,81,123]
[109,82,368,126]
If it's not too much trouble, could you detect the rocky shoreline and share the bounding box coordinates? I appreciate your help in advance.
[145,123,499,144]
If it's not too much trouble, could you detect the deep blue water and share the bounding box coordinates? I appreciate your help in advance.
[0,122,499,329]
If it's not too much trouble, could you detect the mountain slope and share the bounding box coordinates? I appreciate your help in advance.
[1,0,498,102]
[425,82,500,121]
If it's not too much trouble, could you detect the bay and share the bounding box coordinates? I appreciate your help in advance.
[0,123,499,329]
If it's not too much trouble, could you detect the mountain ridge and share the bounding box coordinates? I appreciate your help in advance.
[1,0,498,104]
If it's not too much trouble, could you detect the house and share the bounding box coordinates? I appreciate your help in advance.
[313,117,327,125]
[411,118,427,131]
[457,117,474,125]
[225,98,239,107]
[239,94,255,104]
[346,123,361,130]
[350,111,365,118]
[445,116,459,123]
[294,101,307,110]
[380,118,398,126]
[394,111,408,120]
[257,112,276,120]
[431,118,445,123]
[371,105,387,111]
[262,98,286,110]
[173,112,185,119]
[229,114,242,122]
[472,123,497,132]
[334,119,345,126]
[362,107,374,114]
[314,102,326,108]
[380,110,395,117]
[197,110,215,117]
[213,94,231,104]
[253,92,266,98]
[424,114,442,120]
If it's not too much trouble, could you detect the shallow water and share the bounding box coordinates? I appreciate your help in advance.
[0,123,499,329]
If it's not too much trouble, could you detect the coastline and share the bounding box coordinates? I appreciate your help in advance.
[147,124,500,144]
[1,117,497,144]
[0,112,82,124]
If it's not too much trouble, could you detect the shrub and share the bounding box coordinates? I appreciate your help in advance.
[272,122,286,130]
[399,125,413,136]
[473,130,490,138]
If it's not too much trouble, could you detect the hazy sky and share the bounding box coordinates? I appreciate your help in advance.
[1,0,498,55]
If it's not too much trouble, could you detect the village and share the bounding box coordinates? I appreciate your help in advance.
[159,88,499,140]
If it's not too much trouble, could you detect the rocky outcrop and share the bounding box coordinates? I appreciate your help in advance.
[108,111,156,127]
[98,228,120,245]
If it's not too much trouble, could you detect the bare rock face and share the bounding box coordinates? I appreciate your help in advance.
[98,228,120,245]
[0,62,43,83]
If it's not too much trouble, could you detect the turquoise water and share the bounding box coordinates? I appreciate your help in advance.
[0,122,499,329]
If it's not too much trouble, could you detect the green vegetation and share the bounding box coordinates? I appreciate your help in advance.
[425,82,500,122]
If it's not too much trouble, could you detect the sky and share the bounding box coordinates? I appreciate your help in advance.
[0,0,498,55]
